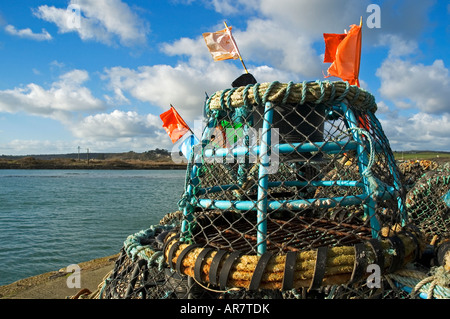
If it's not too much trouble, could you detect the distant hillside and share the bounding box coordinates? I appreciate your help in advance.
[0,149,173,162]
[0,149,187,170]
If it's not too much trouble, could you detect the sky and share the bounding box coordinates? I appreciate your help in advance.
[0,0,448,156]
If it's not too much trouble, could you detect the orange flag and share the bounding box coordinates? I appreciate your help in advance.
[203,26,240,61]
[323,24,362,86]
[159,106,190,143]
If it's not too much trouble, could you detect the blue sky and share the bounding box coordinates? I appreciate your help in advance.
[0,0,448,155]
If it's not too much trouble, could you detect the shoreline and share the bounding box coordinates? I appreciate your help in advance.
[0,254,119,299]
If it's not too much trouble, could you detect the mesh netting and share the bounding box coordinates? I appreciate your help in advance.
[178,81,409,259]
[404,165,450,243]
[97,80,446,299]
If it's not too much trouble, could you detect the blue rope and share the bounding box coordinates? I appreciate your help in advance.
[282,81,294,105]
[314,80,325,104]
[226,87,237,110]
[242,84,252,108]
[123,225,174,270]
[253,83,262,105]
[335,81,350,102]
[262,81,279,105]
[350,86,361,105]
[301,80,307,104]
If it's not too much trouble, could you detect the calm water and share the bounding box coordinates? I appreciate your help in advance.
[0,169,186,286]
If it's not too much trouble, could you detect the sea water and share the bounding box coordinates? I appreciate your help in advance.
[0,169,186,286]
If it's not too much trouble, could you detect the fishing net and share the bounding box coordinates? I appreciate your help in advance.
[99,80,435,299]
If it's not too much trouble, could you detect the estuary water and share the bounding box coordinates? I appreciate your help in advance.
[0,169,186,286]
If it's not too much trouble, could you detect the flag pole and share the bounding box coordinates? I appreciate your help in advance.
[223,21,249,74]
[356,16,363,87]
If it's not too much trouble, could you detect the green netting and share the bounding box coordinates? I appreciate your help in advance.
[405,166,450,243]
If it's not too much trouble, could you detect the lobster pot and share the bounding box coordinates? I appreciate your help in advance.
[160,80,424,293]
[99,81,427,300]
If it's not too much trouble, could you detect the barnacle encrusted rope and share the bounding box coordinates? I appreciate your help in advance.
[206,80,377,113]
[163,229,423,291]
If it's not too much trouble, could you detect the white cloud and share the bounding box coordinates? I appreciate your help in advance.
[3,139,73,155]
[69,110,172,153]
[5,24,52,41]
[379,112,450,151]
[2,137,164,155]
[376,34,419,58]
[255,0,369,35]
[34,0,148,46]
[236,18,322,77]
[207,0,259,15]
[374,101,391,115]
[103,63,237,121]
[72,110,162,139]
[102,58,303,123]
[376,59,450,114]
[161,36,209,61]
[2,110,170,155]
[0,70,105,122]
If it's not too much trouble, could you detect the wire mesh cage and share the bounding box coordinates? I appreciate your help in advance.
[99,80,432,300]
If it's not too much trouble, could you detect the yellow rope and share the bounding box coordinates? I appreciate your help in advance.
[164,230,422,290]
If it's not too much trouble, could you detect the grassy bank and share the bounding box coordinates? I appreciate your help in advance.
[393,151,450,163]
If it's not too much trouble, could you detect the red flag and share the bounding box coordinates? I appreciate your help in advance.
[323,33,347,63]
[159,106,190,143]
[323,24,362,86]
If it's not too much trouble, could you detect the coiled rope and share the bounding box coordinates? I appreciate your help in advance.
[388,267,450,299]
[206,81,376,113]
[123,225,174,271]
